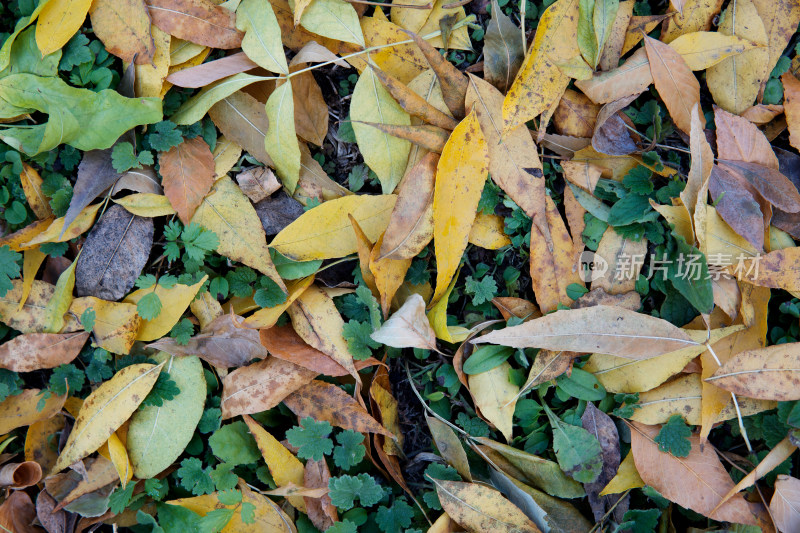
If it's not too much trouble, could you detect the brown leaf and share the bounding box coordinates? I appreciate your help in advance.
[0,461,42,488]
[371,67,458,130]
[581,403,626,523]
[235,166,281,203]
[379,152,436,261]
[75,205,154,301]
[304,459,336,531]
[283,380,392,436]
[591,94,640,156]
[0,491,37,533]
[36,490,67,533]
[0,332,88,372]
[150,313,267,368]
[146,0,243,49]
[491,297,541,321]
[63,149,123,234]
[644,35,702,134]
[354,122,449,154]
[483,0,524,93]
[292,71,330,146]
[553,89,600,138]
[629,421,765,526]
[714,105,779,169]
[167,52,258,88]
[706,342,800,400]
[404,30,469,118]
[255,191,305,236]
[783,71,800,152]
[160,137,215,224]
[220,357,318,419]
[575,47,653,104]
[208,91,275,167]
[708,165,765,251]
[718,159,800,213]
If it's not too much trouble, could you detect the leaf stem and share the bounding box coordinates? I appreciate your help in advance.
[705,341,753,453]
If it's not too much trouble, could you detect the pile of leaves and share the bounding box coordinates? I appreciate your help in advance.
[2,0,800,531]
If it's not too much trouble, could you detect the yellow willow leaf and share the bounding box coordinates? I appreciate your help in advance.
[35,0,93,56]
[753,0,800,89]
[131,25,170,98]
[707,341,800,400]
[18,247,46,312]
[426,414,472,480]
[299,0,364,47]
[124,276,207,342]
[113,193,176,217]
[706,0,769,114]
[592,227,647,295]
[23,203,101,247]
[348,16,429,84]
[212,136,243,178]
[644,34,702,135]
[502,0,579,132]
[264,80,301,192]
[432,110,489,303]
[52,363,163,474]
[25,413,64,474]
[352,67,411,194]
[628,373,775,425]
[236,0,289,74]
[599,450,644,495]
[433,479,541,533]
[715,437,797,510]
[244,275,314,329]
[271,194,397,261]
[669,31,763,71]
[468,213,511,250]
[468,362,518,442]
[97,432,132,487]
[243,415,306,512]
[427,270,469,343]
[43,258,77,334]
[0,218,52,252]
[191,291,223,329]
[698,206,759,262]
[682,104,713,232]
[69,297,140,355]
[191,176,284,291]
[0,389,65,435]
[20,163,52,220]
[369,232,412,317]
[287,284,358,381]
[583,326,744,393]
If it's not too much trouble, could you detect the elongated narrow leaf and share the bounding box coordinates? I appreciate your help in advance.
[707,342,800,400]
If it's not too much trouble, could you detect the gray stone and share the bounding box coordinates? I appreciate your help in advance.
[254,191,305,236]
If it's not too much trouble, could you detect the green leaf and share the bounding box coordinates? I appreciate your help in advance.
[592,0,619,69]
[236,0,288,74]
[209,421,261,465]
[622,165,654,194]
[462,345,514,375]
[465,275,498,306]
[342,320,380,360]
[198,407,222,434]
[376,498,414,533]
[270,249,322,280]
[455,412,490,437]
[137,292,163,321]
[169,318,194,345]
[180,223,219,261]
[544,403,603,483]
[326,521,358,533]
[147,121,184,152]
[355,284,381,330]
[333,429,366,469]
[0,74,162,155]
[140,371,181,408]
[577,0,597,67]
[286,417,334,460]
[665,235,713,315]
[198,508,235,532]
[81,308,95,332]
[109,483,136,514]
[555,368,606,402]
[211,464,239,491]
[655,414,691,458]
[145,478,168,501]
[176,457,215,496]
[254,277,288,308]
[216,488,242,505]
[226,266,257,298]
[48,364,84,396]
[111,142,151,173]
[0,245,22,297]
[619,509,660,532]
[607,194,653,227]
[328,473,384,510]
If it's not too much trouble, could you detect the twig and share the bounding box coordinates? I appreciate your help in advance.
[705,342,754,454]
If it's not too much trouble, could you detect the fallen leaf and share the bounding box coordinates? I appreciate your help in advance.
[427,414,471,480]
[123,275,207,342]
[576,47,652,104]
[371,293,437,350]
[669,31,762,70]
[0,389,65,435]
[707,342,800,400]
[581,402,626,523]
[483,0,524,93]
[208,90,274,166]
[433,479,541,533]
[0,331,88,372]
[644,34,702,135]
[599,450,644,495]
[160,137,215,224]
[70,297,140,355]
[89,0,156,64]
[19,163,52,220]
[236,0,289,74]
[145,0,244,49]
[469,361,518,442]
[35,0,93,56]
[772,474,800,533]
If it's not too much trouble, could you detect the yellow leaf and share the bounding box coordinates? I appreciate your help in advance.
[287,284,358,381]
[52,363,163,473]
[599,450,644,495]
[18,247,46,312]
[416,0,471,50]
[25,413,64,473]
[43,258,77,334]
[20,164,52,220]
[0,280,81,334]
[190,291,223,329]
[426,414,472,480]
[212,136,243,179]
[706,0,769,114]
[131,25,170,98]
[243,415,306,512]
[469,213,511,250]
[271,194,397,261]
[69,297,140,355]
[468,362,518,442]
[669,31,763,71]
[23,203,101,247]
[0,389,65,435]
[592,227,647,295]
[432,110,489,302]
[244,275,314,329]
[191,176,284,291]
[502,0,579,132]
[299,0,365,47]
[35,0,93,56]
[433,479,540,532]
[97,432,133,487]
[264,80,302,192]
[583,326,744,393]
[351,16,429,84]
[427,270,468,343]
[113,193,176,217]
[124,276,207,342]
[236,0,289,75]
[370,232,412,317]
[352,67,412,194]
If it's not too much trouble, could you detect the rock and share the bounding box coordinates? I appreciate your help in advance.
[254,191,304,236]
